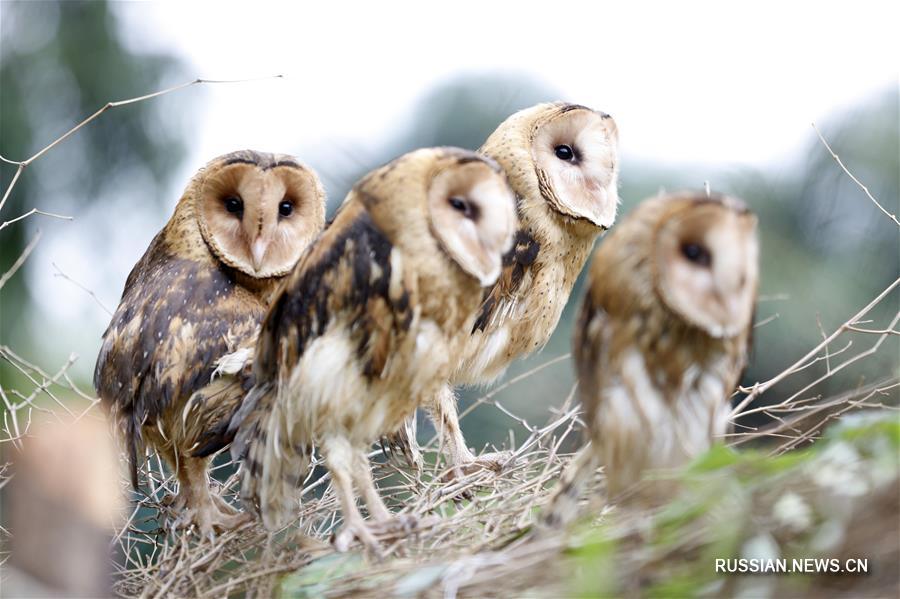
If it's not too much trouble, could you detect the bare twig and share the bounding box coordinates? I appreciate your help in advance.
[732,276,900,416]
[52,262,113,316]
[0,75,283,216]
[0,229,41,291]
[812,122,900,227]
[0,209,73,231]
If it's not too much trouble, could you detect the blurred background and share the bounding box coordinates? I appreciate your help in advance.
[1,1,898,452]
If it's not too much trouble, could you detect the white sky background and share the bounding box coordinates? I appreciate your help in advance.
[23,0,900,380]
[115,1,898,170]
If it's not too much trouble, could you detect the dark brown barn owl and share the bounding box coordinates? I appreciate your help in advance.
[392,103,620,477]
[228,147,517,551]
[94,150,326,535]
[546,191,758,525]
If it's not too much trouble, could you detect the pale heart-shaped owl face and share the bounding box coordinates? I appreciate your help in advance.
[197,152,325,278]
[427,158,517,287]
[653,198,759,338]
[531,106,619,228]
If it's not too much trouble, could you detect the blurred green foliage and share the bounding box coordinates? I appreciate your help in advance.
[569,411,900,597]
[274,412,899,596]
[0,0,188,386]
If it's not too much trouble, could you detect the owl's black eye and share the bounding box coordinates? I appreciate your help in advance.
[448,196,474,218]
[681,242,712,267]
[278,199,294,217]
[554,144,576,162]
[223,196,243,216]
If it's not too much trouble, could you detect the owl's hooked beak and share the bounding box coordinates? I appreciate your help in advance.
[251,238,270,271]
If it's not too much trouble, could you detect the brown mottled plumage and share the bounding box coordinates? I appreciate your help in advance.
[392,103,620,475]
[229,147,517,551]
[94,150,325,534]
[545,192,758,526]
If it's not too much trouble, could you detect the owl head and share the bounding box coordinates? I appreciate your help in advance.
[194,150,326,278]
[651,193,759,338]
[358,147,517,287]
[481,102,619,230]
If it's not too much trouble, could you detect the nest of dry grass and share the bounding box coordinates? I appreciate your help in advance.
[3,343,896,597]
[109,375,587,598]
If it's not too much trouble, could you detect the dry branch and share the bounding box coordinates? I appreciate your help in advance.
[812,122,900,228]
[0,75,283,217]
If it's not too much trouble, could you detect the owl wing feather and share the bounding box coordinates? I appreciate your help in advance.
[185,349,257,458]
[383,227,539,461]
[572,293,612,427]
[471,229,540,333]
[94,233,264,487]
[232,200,415,528]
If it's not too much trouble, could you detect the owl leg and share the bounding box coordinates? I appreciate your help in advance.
[426,385,512,481]
[172,456,250,536]
[323,437,381,554]
[352,449,420,547]
[426,385,476,470]
[156,445,188,509]
[352,450,391,521]
[540,444,597,529]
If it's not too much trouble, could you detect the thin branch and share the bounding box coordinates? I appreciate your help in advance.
[0,208,73,231]
[732,276,900,416]
[0,74,283,216]
[52,262,113,316]
[753,313,779,329]
[0,165,24,215]
[813,122,900,227]
[0,229,41,291]
[844,324,900,336]
[736,309,900,419]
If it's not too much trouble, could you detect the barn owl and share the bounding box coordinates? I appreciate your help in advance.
[545,191,758,525]
[391,103,620,477]
[94,150,326,535]
[227,147,517,551]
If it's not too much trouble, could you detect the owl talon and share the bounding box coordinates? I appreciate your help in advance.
[332,513,428,555]
[160,492,188,512]
[370,513,420,536]
[441,450,515,483]
[212,492,241,516]
[332,519,383,556]
[165,496,251,537]
[468,450,515,474]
